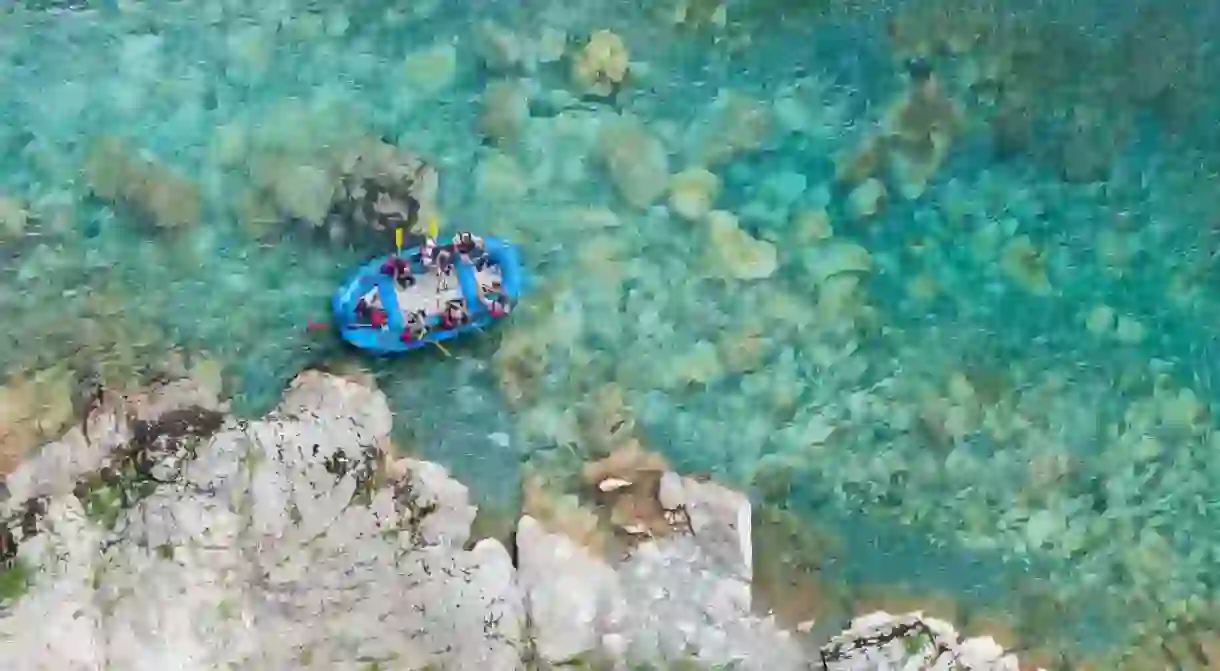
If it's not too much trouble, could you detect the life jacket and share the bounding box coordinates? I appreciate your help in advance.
[441,303,465,328]
[369,308,388,328]
[381,257,409,277]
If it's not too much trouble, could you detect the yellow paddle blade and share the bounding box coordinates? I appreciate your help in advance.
[394,227,403,251]
[427,216,440,239]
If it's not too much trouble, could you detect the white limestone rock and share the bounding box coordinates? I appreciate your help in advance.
[0,497,107,670]
[0,370,1045,671]
[657,471,686,510]
[0,371,525,671]
[395,457,478,547]
[822,610,1035,671]
[514,473,801,670]
[128,375,226,422]
[616,535,804,670]
[0,381,189,512]
[679,475,753,582]
[515,514,626,663]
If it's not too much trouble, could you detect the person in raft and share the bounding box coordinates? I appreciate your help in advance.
[399,309,429,343]
[407,199,453,278]
[452,231,488,268]
[380,255,415,289]
[418,235,455,280]
[430,242,457,290]
[354,288,389,329]
[417,234,439,267]
[440,298,470,329]
[478,280,513,318]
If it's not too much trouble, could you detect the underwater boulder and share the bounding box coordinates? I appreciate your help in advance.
[82,137,202,232]
[325,140,441,242]
[596,115,670,210]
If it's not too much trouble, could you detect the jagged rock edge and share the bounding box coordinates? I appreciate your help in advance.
[0,371,1044,670]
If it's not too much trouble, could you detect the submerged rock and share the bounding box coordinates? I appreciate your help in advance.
[597,115,670,209]
[703,210,778,280]
[668,167,722,222]
[479,79,532,145]
[0,196,30,241]
[402,41,459,98]
[473,21,528,73]
[682,91,774,168]
[243,137,440,244]
[571,30,630,97]
[82,137,202,231]
[325,139,441,240]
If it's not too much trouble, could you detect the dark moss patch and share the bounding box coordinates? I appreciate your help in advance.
[0,559,31,605]
[130,406,226,452]
[2,403,229,561]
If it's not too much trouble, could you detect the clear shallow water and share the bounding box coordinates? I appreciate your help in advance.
[3,0,1220,665]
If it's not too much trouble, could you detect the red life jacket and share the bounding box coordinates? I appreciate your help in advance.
[381,257,409,276]
[370,309,388,328]
[442,306,465,329]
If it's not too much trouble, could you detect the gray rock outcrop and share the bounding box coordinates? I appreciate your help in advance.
[0,371,524,670]
[0,370,1040,671]
[515,467,805,669]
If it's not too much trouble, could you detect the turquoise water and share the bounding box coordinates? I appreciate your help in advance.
[4,0,1220,664]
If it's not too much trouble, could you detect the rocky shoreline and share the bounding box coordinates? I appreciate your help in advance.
[0,370,1035,670]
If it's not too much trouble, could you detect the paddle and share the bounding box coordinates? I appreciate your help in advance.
[396,215,439,258]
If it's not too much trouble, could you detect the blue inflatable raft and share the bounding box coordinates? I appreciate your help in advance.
[332,235,526,355]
